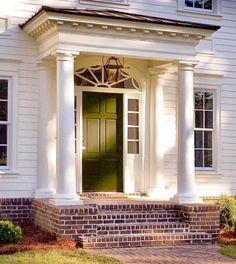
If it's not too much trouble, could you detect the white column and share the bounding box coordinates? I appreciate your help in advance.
[147,68,168,199]
[35,62,56,198]
[173,61,202,204]
[50,52,83,205]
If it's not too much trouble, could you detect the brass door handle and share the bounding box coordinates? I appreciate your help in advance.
[82,140,86,150]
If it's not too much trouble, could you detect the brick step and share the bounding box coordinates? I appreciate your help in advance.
[97,203,177,212]
[96,211,182,224]
[97,222,190,235]
[77,232,212,249]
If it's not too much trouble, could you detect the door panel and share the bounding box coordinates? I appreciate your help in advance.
[105,97,116,113]
[86,97,100,113]
[87,119,100,153]
[105,119,117,153]
[83,92,123,192]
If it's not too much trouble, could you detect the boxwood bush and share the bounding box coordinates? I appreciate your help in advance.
[216,195,236,231]
[0,220,22,244]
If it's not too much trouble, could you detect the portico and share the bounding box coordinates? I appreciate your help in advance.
[21,6,220,205]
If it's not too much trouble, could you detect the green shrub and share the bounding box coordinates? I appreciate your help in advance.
[0,220,22,244]
[216,194,236,231]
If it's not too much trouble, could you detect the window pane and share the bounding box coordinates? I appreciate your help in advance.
[128,141,139,154]
[195,92,203,109]
[204,150,212,167]
[195,111,203,128]
[194,0,203,8]
[92,67,102,83]
[74,74,94,86]
[205,111,213,128]
[128,113,139,126]
[185,0,194,7]
[195,150,203,167]
[0,101,8,121]
[204,131,212,148]
[0,80,8,100]
[204,0,212,9]
[0,124,7,144]
[205,92,213,110]
[195,131,203,148]
[0,146,7,166]
[128,127,139,140]
[128,99,139,112]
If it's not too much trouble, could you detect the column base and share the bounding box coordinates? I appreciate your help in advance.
[34,188,55,199]
[147,187,170,200]
[171,193,203,204]
[49,194,84,206]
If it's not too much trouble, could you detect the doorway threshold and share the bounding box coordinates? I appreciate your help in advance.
[79,192,144,199]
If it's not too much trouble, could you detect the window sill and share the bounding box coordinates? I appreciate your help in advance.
[0,33,11,37]
[177,9,222,20]
[0,170,20,179]
[80,0,130,9]
[195,170,223,177]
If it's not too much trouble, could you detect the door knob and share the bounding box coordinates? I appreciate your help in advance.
[82,139,86,150]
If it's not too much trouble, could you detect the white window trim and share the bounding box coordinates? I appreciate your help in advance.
[194,90,215,170]
[79,0,130,9]
[0,78,10,170]
[0,72,18,175]
[0,15,11,36]
[177,0,222,20]
[194,81,221,175]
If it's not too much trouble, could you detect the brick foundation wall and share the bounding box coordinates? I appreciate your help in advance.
[31,199,98,239]
[0,198,32,225]
[177,204,220,239]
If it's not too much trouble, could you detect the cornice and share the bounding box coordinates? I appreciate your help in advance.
[22,12,214,42]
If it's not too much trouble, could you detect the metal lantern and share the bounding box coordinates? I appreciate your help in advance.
[104,56,124,84]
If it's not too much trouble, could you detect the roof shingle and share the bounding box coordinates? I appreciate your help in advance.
[20,6,221,31]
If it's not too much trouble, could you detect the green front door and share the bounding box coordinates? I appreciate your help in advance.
[82,92,123,192]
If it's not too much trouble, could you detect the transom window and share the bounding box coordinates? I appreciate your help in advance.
[185,0,212,11]
[194,91,214,168]
[75,66,141,91]
[0,79,9,168]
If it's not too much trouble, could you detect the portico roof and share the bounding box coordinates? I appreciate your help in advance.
[20,5,220,61]
[20,5,220,31]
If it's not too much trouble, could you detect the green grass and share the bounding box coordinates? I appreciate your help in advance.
[0,249,122,264]
[221,245,236,259]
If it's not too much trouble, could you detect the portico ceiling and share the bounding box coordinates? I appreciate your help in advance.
[20,6,220,61]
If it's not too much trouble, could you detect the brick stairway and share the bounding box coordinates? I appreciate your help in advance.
[76,203,212,248]
[32,199,220,249]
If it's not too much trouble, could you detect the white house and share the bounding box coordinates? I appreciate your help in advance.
[0,0,235,206]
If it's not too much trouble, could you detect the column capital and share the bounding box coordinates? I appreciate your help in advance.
[52,51,80,62]
[178,60,198,71]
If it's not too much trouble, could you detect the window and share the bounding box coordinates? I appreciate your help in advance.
[0,79,9,168]
[127,99,139,154]
[185,0,212,11]
[194,91,214,169]
[75,66,140,90]
[178,0,221,16]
